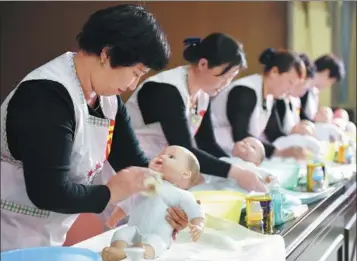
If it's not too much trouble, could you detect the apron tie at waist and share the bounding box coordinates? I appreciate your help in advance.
[1,155,23,167]
[1,198,50,218]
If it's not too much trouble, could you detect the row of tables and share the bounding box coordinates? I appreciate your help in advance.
[281,172,356,261]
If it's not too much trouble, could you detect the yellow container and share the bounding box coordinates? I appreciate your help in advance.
[305,142,335,162]
[335,144,347,163]
[320,142,337,162]
[306,162,327,192]
[245,193,273,233]
[192,191,245,227]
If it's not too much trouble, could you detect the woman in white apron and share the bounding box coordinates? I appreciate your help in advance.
[300,54,345,121]
[126,33,267,193]
[0,4,188,252]
[264,53,317,142]
[210,48,306,159]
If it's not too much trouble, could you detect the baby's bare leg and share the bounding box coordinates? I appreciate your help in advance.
[102,240,128,261]
[132,242,155,259]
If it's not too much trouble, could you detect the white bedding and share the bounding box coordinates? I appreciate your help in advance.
[74,220,286,261]
[218,157,355,204]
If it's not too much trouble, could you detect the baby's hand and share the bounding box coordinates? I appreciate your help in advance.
[189,223,204,242]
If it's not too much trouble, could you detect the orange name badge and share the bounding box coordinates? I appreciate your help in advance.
[105,119,115,159]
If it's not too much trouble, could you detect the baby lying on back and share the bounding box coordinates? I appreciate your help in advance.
[314,107,344,142]
[230,137,276,185]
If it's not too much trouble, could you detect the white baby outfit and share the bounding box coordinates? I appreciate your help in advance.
[273,134,322,154]
[314,123,344,142]
[111,181,204,258]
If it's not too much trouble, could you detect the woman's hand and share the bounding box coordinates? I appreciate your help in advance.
[167,200,201,240]
[106,166,154,204]
[274,147,305,160]
[228,166,267,192]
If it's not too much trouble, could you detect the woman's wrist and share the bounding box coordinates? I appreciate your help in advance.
[104,184,114,205]
[227,165,243,179]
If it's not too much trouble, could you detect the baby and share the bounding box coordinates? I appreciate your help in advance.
[346,121,356,134]
[232,137,266,166]
[333,108,349,122]
[273,121,321,155]
[314,106,343,142]
[102,146,205,261]
[231,137,276,184]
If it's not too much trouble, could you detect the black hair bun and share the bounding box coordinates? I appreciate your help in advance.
[183,37,201,47]
[183,37,201,63]
[259,48,275,65]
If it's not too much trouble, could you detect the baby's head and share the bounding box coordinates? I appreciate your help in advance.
[345,121,356,134]
[291,120,315,136]
[333,108,349,122]
[315,106,333,123]
[232,137,265,166]
[149,146,200,190]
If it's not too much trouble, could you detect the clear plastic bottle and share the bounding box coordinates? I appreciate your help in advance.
[270,181,285,226]
[345,140,354,164]
[246,201,264,233]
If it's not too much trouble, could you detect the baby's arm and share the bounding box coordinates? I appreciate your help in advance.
[177,191,205,242]
[105,195,137,229]
[106,206,127,229]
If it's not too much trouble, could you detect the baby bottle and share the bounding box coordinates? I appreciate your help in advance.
[270,180,285,226]
[246,201,264,233]
[307,154,326,192]
[344,140,354,164]
[312,166,325,192]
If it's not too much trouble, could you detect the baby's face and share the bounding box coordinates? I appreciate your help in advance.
[233,137,265,166]
[315,107,333,123]
[149,146,192,189]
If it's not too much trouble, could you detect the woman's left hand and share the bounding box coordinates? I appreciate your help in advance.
[166,207,188,232]
[167,200,201,239]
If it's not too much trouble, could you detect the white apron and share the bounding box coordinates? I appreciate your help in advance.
[0,52,118,251]
[290,96,302,125]
[282,97,298,134]
[304,87,319,120]
[125,66,210,159]
[210,74,274,153]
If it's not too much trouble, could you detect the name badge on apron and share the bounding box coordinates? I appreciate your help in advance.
[106,119,116,159]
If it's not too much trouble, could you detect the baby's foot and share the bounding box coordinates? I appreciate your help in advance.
[101,246,126,261]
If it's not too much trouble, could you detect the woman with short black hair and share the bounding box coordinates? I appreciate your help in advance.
[264,53,317,142]
[300,54,345,121]
[0,4,179,251]
[126,33,267,193]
